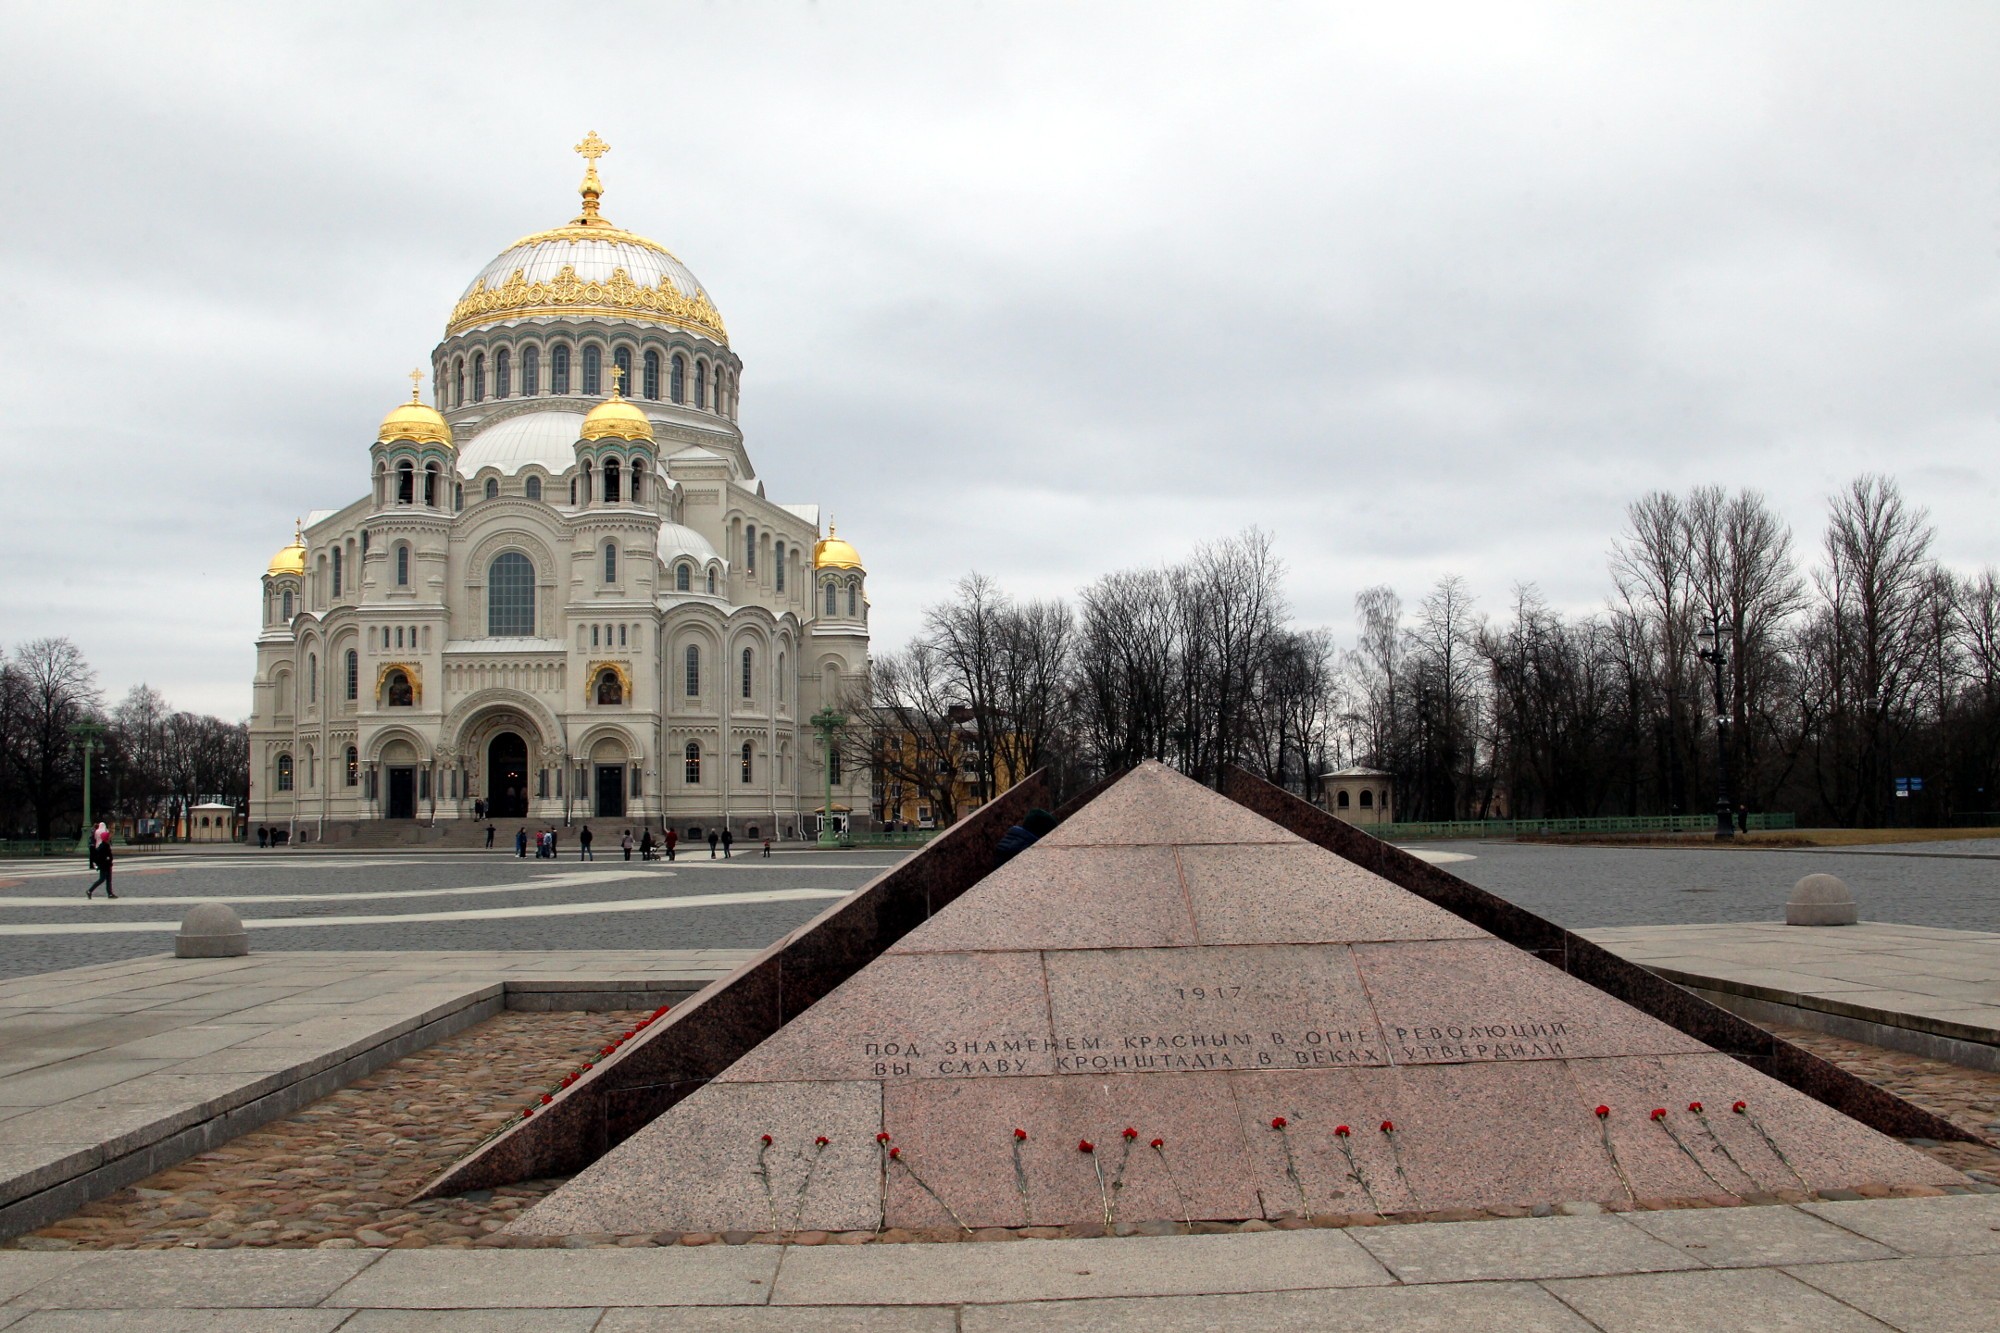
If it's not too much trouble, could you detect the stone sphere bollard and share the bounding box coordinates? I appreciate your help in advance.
[176,902,249,958]
[1786,873,1857,927]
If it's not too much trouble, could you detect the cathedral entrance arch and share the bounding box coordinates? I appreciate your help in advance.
[489,733,529,819]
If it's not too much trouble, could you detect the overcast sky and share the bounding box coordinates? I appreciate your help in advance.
[1,3,1995,718]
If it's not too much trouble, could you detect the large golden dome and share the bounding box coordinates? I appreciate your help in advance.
[447,132,727,345]
[378,376,453,446]
[813,526,864,570]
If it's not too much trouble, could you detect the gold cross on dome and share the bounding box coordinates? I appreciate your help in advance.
[609,363,625,396]
[574,131,610,167]
[407,368,423,402]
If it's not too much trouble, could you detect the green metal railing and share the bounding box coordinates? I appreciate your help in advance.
[1375,812,1798,842]
[837,831,938,848]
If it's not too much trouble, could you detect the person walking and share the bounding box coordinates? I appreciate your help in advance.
[485,823,496,849]
[549,829,560,859]
[663,827,677,862]
[720,827,734,858]
[85,837,116,899]
[639,829,654,861]
[257,825,269,849]
[579,825,594,861]
[761,835,772,858]
[707,829,719,859]
[621,830,634,861]
[516,827,528,858]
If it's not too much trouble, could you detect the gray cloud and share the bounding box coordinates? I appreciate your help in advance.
[1,2,1995,715]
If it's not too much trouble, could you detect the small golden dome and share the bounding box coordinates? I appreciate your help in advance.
[580,370,655,442]
[379,372,453,447]
[267,521,306,578]
[814,525,863,570]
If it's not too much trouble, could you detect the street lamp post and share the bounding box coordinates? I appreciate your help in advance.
[1695,616,1734,841]
[809,706,847,846]
[71,719,106,852]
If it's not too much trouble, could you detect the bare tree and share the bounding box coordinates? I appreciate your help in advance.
[9,639,100,839]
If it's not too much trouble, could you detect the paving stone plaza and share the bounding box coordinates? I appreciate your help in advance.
[0,765,1994,1327]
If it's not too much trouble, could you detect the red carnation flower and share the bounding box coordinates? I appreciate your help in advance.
[600,1046,616,1057]
[1078,1139,1095,1153]
[1122,1127,1138,1139]
[1688,1101,1703,1113]
[1270,1116,1288,1130]
[1150,1138,1164,1149]
[761,1134,773,1146]
[889,1146,901,1160]
[521,1107,534,1118]
[1732,1100,1747,1113]
[540,1093,552,1104]
[653,1005,671,1017]
[1380,1120,1395,1133]
[1014,1128,1027,1141]
[1335,1124,1351,1137]
[581,1062,593,1071]
[1650,1108,1666,1120]
[877,1132,892,1143]
[1595,1105,1609,1118]
[815,1135,829,1146]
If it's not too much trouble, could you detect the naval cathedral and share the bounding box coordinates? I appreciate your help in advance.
[250,134,871,838]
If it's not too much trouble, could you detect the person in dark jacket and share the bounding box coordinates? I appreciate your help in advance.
[995,808,1057,864]
[85,838,116,899]
[720,827,733,858]
[516,827,528,858]
[707,829,720,858]
[579,825,594,860]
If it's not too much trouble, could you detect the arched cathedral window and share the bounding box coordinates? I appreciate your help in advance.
[741,741,753,784]
[684,644,700,697]
[396,461,414,506]
[603,541,617,584]
[424,464,439,507]
[484,478,498,501]
[741,646,754,699]
[308,654,317,704]
[825,581,836,616]
[525,476,542,502]
[281,590,293,619]
[706,569,717,596]
[675,563,691,592]
[642,350,660,400]
[472,352,485,402]
[551,344,571,395]
[848,582,858,617]
[684,742,701,785]
[522,344,540,395]
[345,746,358,786]
[694,361,707,409]
[604,460,621,504]
[583,344,602,396]
[488,552,535,636]
[331,547,342,597]
[745,524,756,571]
[345,650,358,701]
[395,544,410,587]
[775,542,785,592]
[670,355,685,403]
[495,348,511,399]
[276,754,293,792]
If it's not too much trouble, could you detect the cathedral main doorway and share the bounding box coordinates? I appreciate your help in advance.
[595,765,625,818]
[489,733,529,819]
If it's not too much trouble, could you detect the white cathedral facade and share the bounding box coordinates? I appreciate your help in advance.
[250,135,872,839]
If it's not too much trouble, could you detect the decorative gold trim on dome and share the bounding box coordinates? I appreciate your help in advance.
[446,264,728,343]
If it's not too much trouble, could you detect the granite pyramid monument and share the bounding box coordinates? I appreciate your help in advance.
[511,763,1963,1234]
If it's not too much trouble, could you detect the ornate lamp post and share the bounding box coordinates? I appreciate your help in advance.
[71,719,106,852]
[1695,616,1734,841]
[809,706,847,846]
